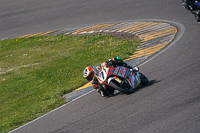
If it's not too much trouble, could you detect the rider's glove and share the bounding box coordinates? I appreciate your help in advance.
[92,84,98,89]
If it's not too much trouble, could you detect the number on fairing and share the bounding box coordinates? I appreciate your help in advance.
[99,70,107,81]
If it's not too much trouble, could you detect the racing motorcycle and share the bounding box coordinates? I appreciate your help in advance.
[93,63,148,94]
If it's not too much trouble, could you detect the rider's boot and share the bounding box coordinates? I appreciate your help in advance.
[97,85,109,97]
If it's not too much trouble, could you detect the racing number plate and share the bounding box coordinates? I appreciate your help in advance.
[98,69,107,82]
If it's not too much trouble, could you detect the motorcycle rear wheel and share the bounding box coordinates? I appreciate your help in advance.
[109,80,134,94]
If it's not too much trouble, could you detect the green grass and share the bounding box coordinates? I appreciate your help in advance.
[0,34,140,132]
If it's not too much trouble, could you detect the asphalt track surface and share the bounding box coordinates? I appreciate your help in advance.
[1,0,200,133]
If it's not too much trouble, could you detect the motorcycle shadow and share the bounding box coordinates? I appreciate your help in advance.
[111,80,160,97]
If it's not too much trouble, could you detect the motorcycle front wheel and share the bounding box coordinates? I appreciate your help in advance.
[139,72,148,85]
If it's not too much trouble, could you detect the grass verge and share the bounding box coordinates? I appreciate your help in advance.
[0,34,140,132]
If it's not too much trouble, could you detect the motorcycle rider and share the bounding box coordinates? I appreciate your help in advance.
[182,0,200,22]
[83,56,139,97]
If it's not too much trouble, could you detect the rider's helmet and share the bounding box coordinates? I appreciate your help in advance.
[115,56,122,61]
[83,66,94,82]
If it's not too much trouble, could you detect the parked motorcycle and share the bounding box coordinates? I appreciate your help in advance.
[182,0,200,22]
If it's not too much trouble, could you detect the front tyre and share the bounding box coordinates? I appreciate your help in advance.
[139,72,148,85]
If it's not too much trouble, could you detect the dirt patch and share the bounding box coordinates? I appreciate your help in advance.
[71,32,140,41]
[0,63,39,74]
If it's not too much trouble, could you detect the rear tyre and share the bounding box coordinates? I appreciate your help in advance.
[109,80,134,94]
[139,73,148,85]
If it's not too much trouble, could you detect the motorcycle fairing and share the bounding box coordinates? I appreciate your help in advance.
[128,72,140,88]
[113,66,128,77]
[111,66,140,88]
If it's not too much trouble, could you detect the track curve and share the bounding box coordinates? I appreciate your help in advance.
[1,0,200,133]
